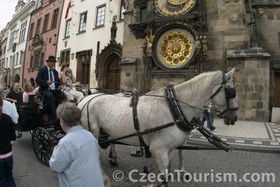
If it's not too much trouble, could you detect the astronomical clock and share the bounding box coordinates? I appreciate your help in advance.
[153,27,196,70]
[154,0,197,16]
[129,0,207,71]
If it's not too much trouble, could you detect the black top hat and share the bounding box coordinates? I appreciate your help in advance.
[46,55,57,62]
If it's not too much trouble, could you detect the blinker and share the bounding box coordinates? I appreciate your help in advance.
[225,87,236,99]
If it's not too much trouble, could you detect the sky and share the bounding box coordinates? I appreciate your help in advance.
[0,0,18,30]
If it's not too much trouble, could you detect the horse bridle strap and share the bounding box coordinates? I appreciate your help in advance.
[165,85,194,132]
[210,72,239,116]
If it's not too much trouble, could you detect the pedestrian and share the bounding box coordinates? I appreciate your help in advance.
[202,101,217,131]
[1,87,19,124]
[0,87,17,187]
[36,55,66,120]
[6,82,23,104]
[59,62,84,103]
[49,102,104,187]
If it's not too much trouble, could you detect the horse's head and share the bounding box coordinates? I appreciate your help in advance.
[211,67,239,125]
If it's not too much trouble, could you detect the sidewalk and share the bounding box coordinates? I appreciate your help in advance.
[188,118,280,153]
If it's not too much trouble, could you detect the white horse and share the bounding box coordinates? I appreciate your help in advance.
[78,68,238,186]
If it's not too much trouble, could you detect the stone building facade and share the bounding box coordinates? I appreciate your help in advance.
[23,0,64,84]
[120,0,280,122]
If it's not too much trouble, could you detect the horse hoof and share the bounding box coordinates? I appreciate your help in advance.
[109,159,118,166]
[143,166,149,173]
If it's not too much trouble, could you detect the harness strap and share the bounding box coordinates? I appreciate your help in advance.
[131,91,147,153]
[99,121,175,146]
[165,85,231,151]
[80,94,105,131]
[165,85,194,132]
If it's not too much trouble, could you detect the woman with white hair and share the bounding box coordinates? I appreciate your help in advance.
[49,102,104,187]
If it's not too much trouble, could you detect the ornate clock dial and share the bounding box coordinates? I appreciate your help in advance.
[155,28,195,69]
[155,0,197,16]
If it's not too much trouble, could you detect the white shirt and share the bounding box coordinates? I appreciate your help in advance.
[47,67,56,90]
[3,100,19,124]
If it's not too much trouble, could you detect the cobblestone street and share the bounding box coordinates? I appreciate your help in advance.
[13,132,280,187]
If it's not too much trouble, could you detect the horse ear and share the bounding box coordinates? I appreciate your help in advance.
[225,67,236,81]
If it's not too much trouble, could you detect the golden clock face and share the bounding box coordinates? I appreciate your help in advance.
[155,0,197,16]
[155,28,195,69]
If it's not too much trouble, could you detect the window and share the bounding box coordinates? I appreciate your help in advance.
[18,21,27,43]
[140,7,147,22]
[43,14,49,32]
[51,8,59,29]
[96,5,106,27]
[8,31,15,50]
[15,52,19,66]
[60,50,70,66]
[30,56,33,68]
[79,12,87,32]
[120,0,128,20]
[36,18,42,34]
[34,51,41,68]
[30,50,44,69]
[65,19,71,38]
[40,52,44,67]
[29,23,34,39]
[20,50,24,65]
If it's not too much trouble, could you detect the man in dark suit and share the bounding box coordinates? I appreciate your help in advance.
[36,55,66,120]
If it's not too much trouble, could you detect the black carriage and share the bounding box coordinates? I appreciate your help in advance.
[15,93,64,166]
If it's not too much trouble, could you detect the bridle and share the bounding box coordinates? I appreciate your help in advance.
[210,72,239,117]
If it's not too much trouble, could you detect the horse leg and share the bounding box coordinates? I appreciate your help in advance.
[178,150,186,173]
[143,147,174,174]
[151,149,170,187]
[101,167,114,187]
[108,143,118,166]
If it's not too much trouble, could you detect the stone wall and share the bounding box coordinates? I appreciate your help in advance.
[207,0,249,71]
[227,52,271,121]
[121,1,145,91]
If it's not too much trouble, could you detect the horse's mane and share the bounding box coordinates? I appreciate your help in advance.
[175,70,222,100]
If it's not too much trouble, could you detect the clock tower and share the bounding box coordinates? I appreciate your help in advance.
[122,0,207,91]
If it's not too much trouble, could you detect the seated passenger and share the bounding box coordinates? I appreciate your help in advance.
[60,62,84,103]
[6,82,23,104]
[36,55,66,120]
[22,82,39,103]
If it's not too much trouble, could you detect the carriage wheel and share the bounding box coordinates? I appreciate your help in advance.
[32,127,52,167]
